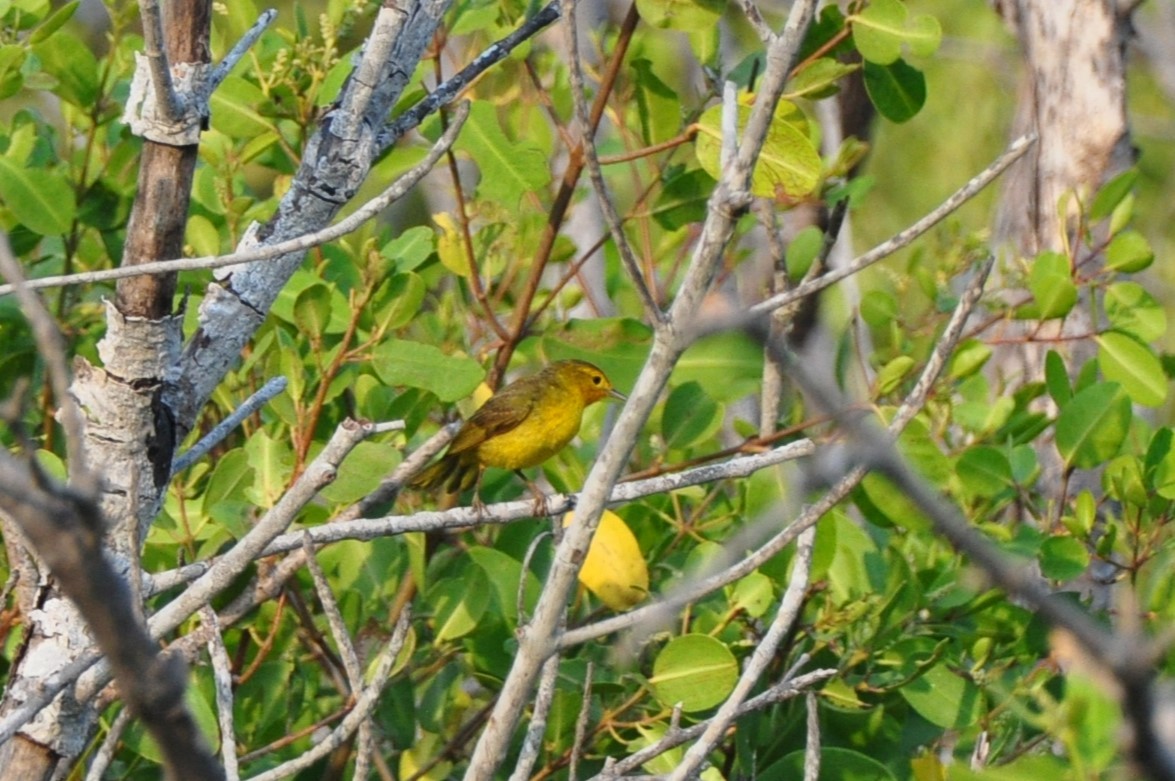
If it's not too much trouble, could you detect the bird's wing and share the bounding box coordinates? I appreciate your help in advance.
[446,382,538,454]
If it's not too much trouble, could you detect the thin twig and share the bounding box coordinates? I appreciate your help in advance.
[137,0,182,121]
[84,707,134,781]
[563,0,662,322]
[202,607,240,781]
[508,655,562,781]
[381,1,563,147]
[591,669,837,779]
[0,103,473,297]
[667,525,815,780]
[172,376,288,475]
[246,607,412,781]
[208,9,277,89]
[570,661,594,781]
[743,133,1037,325]
[803,691,820,781]
[0,236,91,489]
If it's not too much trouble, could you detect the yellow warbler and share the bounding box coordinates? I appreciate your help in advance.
[564,509,649,611]
[411,359,625,500]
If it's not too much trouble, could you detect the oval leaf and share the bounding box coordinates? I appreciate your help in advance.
[695,98,821,199]
[0,157,75,235]
[373,340,484,403]
[662,381,722,450]
[1096,331,1167,408]
[650,634,738,712]
[1055,383,1131,470]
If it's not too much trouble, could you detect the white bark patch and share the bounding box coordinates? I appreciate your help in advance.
[122,52,209,146]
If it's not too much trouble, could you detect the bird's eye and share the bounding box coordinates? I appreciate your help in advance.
[592,375,602,385]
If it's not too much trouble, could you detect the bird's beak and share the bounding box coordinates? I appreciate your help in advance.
[609,389,627,402]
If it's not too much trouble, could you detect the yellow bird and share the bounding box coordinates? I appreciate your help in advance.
[411,359,626,502]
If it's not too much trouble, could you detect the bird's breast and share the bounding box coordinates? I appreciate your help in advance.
[476,395,584,470]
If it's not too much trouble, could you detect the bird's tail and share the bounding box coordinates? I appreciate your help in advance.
[410,454,478,494]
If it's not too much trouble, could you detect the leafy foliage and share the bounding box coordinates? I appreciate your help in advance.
[0,0,1172,779]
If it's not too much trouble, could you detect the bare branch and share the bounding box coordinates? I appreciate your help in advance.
[202,608,240,781]
[171,376,288,476]
[137,0,182,122]
[591,669,837,779]
[208,9,277,90]
[381,0,563,147]
[667,525,816,780]
[735,0,774,43]
[804,691,820,781]
[745,133,1036,325]
[508,655,562,781]
[84,707,134,781]
[563,0,662,322]
[0,454,224,781]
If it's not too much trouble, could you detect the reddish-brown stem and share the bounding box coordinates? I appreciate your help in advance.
[489,1,641,388]
[597,128,698,166]
[433,52,511,346]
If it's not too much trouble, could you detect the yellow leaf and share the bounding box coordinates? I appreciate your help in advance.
[564,510,649,611]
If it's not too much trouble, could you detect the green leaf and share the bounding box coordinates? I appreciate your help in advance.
[210,76,277,138]
[949,756,1071,779]
[956,446,1014,502]
[661,381,723,450]
[729,571,774,618]
[785,225,824,281]
[784,57,859,100]
[948,339,992,380]
[467,546,542,624]
[695,98,821,199]
[372,273,427,330]
[0,157,75,236]
[185,214,221,258]
[851,0,941,64]
[1044,350,1071,405]
[373,340,484,403]
[428,569,491,641]
[383,225,436,272]
[875,355,915,394]
[1089,168,1138,221]
[899,663,984,729]
[862,58,926,123]
[1096,331,1167,407]
[31,30,97,106]
[0,44,26,100]
[651,167,713,230]
[1028,251,1077,319]
[293,283,332,340]
[766,748,897,781]
[860,289,898,328]
[631,58,680,146]
[1039,535,1090,581]
[1105,229,1154,273]
[1105,282,1166,342]
[649,634,738,712]
[455,101,551,206]
[1148,429,1175,500]
[319,441,403,503]
[243,430,293,509]
[27,0,76,43]
[1055,383,1131,470]
[672,332,764,403]
[636,0,724,31]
